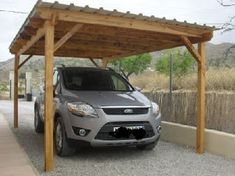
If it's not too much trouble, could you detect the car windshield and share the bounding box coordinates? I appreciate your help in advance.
[63,69,134,91]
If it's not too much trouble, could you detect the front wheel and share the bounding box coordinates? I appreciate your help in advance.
[54,117,75,156]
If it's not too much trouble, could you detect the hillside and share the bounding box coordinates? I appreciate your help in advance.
[0,42,234,85]
[150,42,235,67]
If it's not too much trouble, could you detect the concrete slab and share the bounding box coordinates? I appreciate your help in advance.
[0,113,38,176]
[161,121,235,159]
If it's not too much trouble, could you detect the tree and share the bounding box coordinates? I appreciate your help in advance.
[217,0,235,33]
[111,53,152,79]
[217,0,235,57]
[155,49,195,77]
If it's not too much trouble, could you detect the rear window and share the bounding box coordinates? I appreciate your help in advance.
[62,69,133,91]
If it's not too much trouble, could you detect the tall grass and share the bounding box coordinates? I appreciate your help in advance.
[129,68,235,91]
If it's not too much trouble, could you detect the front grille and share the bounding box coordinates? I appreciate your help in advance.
[102,107,149,115]
[95,121,154,140]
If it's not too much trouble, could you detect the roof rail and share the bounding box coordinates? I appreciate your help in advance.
[56,64,66,68]
[107,67,116,72]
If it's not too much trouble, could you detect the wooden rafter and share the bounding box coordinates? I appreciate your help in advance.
[109,41,183,60]
[54,24,83,52]
[24,37,181,58]
[17,23,182,42]
[38,7,202,38]
[181,36,201,63]
[16,24,46,55]
[33,40,138,53]
[29,17,45,28]
[25,48,120,58]
[55,34,178,48]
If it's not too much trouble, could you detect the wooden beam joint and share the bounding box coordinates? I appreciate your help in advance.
[18,55,33,69]
[102,58,109,68]
[180,36,201,63]
[89,58,100,68]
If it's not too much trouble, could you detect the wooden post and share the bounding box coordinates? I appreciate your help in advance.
[196,42,205,154]
[102,58,109,68]
[13,54,19,128]
[44,19,55,171]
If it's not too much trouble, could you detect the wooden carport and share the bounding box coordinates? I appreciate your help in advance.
[9,0,214,172]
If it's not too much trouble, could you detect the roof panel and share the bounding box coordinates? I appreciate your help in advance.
[9,0,214,58]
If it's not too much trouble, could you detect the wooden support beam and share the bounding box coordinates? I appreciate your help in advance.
[29,17,45,28]
[109,41,182,60]
[32,39,151,53]
[13,54,19,128]
[196,42,206,154]
[181,36,201,63]
[25,48,119,58]
[44,19,54,172]
[16,24,46,55]
[102,58,109,68]
[89,58,100,68]
[54,24,83,52]
[18,55,33,69]
[38,7,202,37]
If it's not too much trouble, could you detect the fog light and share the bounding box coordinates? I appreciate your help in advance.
[157,126,161,133]
[79,129,87,136]
[72,126,90,136]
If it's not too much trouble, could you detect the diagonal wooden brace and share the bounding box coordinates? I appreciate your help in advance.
[54,24,83,52]
[180,36,201,63]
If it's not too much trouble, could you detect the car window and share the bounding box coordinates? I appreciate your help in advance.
[55,73,61,93]
[53,70,58,86]
[111,75,128,91]
[63,69,133,91]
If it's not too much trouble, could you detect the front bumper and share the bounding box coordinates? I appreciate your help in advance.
[64,107,161,147]
[91,133,160,147]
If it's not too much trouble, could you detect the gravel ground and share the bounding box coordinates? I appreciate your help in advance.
[0,100,235,176]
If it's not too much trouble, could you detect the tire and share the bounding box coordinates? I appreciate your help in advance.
[136,136,160,150]
[54,117,75,156]
[34,107,44,133]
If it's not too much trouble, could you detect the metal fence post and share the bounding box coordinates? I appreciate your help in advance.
[169,53,173,96]
[169,53,173,120]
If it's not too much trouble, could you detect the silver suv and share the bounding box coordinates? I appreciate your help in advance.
[34,67,161,156]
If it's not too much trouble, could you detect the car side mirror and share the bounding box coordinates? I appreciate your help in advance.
[39,85,45,95]
[135,86,141,92]
[53,85,57,97]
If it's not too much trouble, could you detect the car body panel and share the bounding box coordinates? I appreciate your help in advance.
[35,67,161,147]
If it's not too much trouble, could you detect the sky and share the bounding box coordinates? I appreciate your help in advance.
[0,0,234,62]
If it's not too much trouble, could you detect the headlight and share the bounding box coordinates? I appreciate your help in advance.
[151,102,160,116]
[67,102,98,118]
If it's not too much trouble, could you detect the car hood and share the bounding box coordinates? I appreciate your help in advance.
[65,90,151,108]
